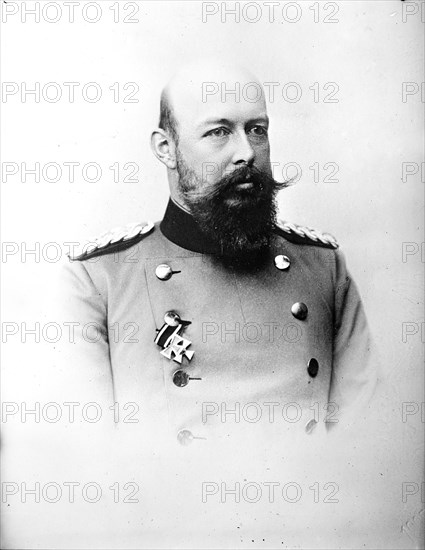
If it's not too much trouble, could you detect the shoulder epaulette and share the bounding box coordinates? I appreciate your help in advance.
[274,220,338,249]
[70,221,154,261]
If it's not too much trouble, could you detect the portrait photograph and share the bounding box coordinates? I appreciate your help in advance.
[1,1,424,548]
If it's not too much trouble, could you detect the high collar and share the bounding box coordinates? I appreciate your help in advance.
[160,198,222,254]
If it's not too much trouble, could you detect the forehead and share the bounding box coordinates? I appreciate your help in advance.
[169,74,268,133]
[197,91,268,128]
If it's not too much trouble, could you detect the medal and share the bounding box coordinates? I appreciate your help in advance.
[154,311,194,363]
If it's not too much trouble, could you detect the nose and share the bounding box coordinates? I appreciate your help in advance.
[231,131,255,166]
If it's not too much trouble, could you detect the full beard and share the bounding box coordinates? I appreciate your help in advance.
[176,150,288,269]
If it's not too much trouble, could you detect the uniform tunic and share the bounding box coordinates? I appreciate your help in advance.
[57,198,379,547]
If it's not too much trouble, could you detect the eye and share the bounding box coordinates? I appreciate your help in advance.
[205,127,230,138]
[249,125,268,137]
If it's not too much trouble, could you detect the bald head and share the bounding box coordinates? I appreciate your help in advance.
[158,60,268,144]
[152,59,273,212]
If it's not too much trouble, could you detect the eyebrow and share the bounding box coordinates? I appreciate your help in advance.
[197,115,269,130]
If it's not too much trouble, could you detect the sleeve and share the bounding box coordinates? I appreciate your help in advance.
[54,259,114,405]
[327,248,381,431]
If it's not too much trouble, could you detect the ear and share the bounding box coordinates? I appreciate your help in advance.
[151,128,177,170]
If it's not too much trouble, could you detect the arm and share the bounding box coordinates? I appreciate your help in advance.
[327,249,381,430]
[55,259,114,405]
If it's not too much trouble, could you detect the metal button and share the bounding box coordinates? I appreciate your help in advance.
[291,302,308,320]
[307,358,319,378]
[163,311,191,327]
[177,429,194,446]
[164,311,181,326]
[176,429,205,445]
[274,254,291,270]
[305,419,318,434]
[155,264,173,281]
[173,370,201,387]
[173,370,189,387]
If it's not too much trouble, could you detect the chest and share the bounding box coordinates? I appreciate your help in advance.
[105,252,335,435]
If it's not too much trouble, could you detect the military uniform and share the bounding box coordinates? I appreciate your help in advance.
[56,198,379,547]
[61,198,377,435]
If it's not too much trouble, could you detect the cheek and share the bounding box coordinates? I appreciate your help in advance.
[192,151,232,185]
[255,140,271,157]
[179,141,228,183]
[203,164,227,187]
[254,145,271,171]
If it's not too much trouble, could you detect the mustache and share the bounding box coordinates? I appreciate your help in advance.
[190,164,291,204]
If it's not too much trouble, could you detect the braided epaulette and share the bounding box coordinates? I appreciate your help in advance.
[70,221,154,261]
[275,220,338,249]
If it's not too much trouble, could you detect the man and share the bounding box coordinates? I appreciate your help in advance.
[58,61,379,545]
[63,60,376,428]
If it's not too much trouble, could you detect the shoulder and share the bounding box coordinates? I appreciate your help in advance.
[69,221,155,261]
[274,219,338,249]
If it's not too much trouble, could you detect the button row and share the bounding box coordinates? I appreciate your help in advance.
[157,254,295,281]
[177,418,318,445]
[172,359,319,388]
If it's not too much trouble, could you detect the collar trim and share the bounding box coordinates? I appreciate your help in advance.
[160,198,221,254]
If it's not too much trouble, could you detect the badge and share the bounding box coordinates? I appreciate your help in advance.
[154,311,194,363]
[160,334,194,363]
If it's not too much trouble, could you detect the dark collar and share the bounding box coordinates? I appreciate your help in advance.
[160,198,221,254]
